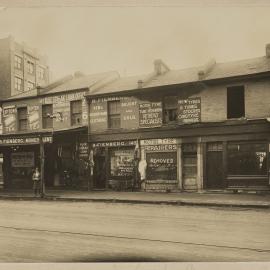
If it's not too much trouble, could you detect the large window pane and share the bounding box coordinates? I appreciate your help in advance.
[227,142,267,175]
[110,148,134,178]
[146,151,177,180]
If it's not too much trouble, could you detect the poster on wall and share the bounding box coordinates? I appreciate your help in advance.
[139,101,162,128]
[110,149,134,177]
[3,106,16,133]
[28,105,40,130]
[178,97,201,124]
[11,152,34,168]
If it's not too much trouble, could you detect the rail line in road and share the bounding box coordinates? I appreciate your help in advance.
[0,224,269,254]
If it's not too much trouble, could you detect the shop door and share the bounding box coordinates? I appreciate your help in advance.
[93,155,106,189]
[182,154,197,190]
[206,143,223,189]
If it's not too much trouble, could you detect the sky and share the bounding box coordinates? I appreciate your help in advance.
[1,1,270,81]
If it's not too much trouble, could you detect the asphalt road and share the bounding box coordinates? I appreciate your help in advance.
[0,200,269,262]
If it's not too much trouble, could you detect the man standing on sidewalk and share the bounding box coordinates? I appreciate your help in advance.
[32,167,41,197]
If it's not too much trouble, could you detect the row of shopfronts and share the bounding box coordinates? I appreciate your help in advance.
[1,120,268,192]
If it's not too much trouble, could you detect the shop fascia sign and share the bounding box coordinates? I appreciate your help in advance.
[92,140,137,148]
[140,138,177,146]
[0,136,53,145]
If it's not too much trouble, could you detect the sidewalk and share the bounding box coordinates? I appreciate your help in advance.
[0,189,270,208]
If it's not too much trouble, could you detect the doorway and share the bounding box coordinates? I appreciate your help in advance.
[206,142,223,189]
[182,144,197,190]
[93,149,106,189]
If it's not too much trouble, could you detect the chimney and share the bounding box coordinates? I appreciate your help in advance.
[266,44,270,58]
[154,59,170,76]
[198,58,216,80]
[137,80,143,89]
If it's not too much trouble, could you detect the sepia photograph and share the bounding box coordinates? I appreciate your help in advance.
[0,0,269,269]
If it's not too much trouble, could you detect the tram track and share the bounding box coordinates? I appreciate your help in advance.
[0,224,269,254]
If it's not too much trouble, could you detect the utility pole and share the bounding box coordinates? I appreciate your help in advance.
[40,135,45,198]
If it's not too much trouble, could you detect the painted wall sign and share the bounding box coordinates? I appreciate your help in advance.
[139,102,162,128]
[0,136,52,145]
[178,97,201,124]
[92,140,136,148]
[120,97,139,129]
[3,106,16,133]
[141,138,177,146]
[89,101,108,130]
[11,152,34,168]
[78,142,89,159]
[28,105,40,130]
[144,144,177,152]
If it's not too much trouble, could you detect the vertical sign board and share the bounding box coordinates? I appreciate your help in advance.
[139,101,162,128]
[81,97,88,126]
[120,97,139,129]
[28,105,40,130]
[78,142,89,159]
[0,107,3,135]
[3,106,16,133]
[178,97,201,124]
[89,100,107,131]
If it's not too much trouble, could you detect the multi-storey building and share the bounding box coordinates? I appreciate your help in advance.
[0,36,49,99]
[86,46,270,192]
[0,71,119,189]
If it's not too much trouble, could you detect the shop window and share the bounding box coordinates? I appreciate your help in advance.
[71,100,82,125]
[14,55,22,69]
[17,107,28,131]
[14,77,23,91]
[108,100,120,129]
[42,104,53,129]
[27,61,34,74]
[110,148,134,178]
[227,142,267,175]
[146,152,177,180]
[163,96,178,123]
[227,86,245,119]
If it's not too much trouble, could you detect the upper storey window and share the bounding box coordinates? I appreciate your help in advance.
[108,100,121,129]
[14,55,22,69]
[27,61,34,74]
[163,96,178,123]
[227,86,245,119]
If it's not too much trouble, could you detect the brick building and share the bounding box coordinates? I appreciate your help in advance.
[0,36,49,99]
[86,46,270,192]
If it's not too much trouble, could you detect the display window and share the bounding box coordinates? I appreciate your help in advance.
[146,151,177,180]
[227,142,267,176]
[110,148,134,178]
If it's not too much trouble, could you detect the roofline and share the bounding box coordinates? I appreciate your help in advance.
[85,70,270,99]
[2,87,90,104]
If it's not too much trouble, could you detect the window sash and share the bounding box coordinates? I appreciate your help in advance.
[108,114,120,128]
